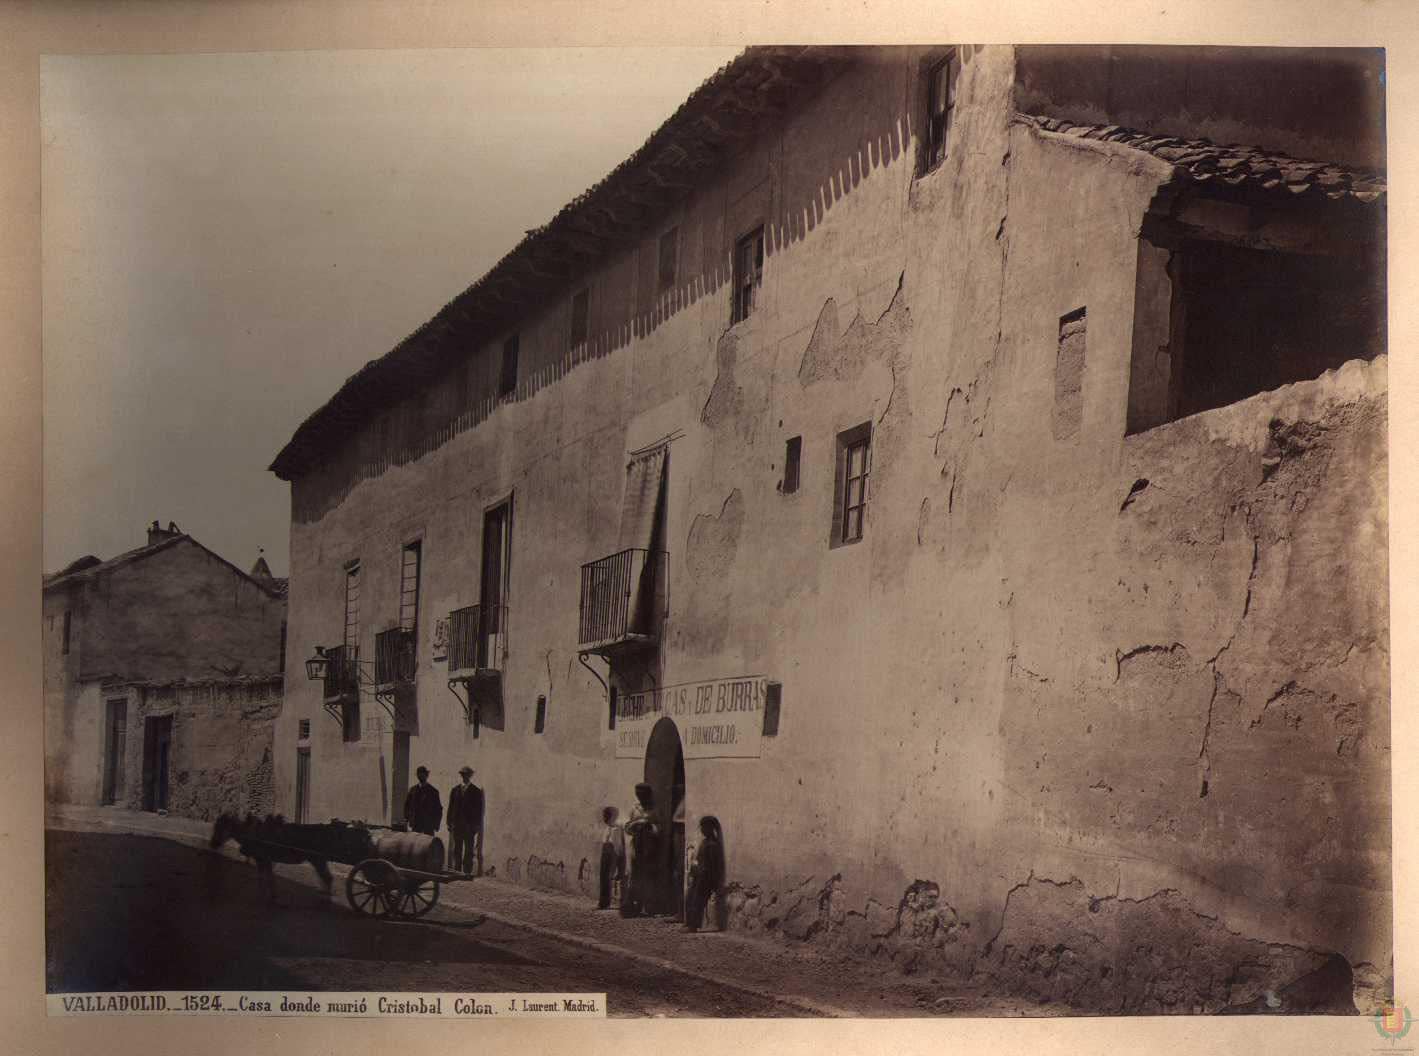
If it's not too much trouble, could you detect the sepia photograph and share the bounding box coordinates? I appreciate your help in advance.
[35,33,1394,1033]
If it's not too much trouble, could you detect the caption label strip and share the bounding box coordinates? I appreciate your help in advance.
[50,992,606,1018]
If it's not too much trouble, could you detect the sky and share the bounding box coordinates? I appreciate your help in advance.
[40,46,742,577]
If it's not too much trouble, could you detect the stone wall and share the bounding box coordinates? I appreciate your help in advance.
[119,676,281,821]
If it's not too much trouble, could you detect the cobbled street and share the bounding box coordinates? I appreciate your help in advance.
[44,813,1016,1019]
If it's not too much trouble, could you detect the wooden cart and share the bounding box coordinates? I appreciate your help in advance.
[217,816,470,920]
[344,858,474,919]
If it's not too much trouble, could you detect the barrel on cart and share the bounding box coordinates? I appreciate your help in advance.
[345,831,453,919]
[211,814,471,921]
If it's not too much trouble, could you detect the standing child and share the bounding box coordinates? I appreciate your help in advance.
[597,806,626,910]
[683,815,725,932]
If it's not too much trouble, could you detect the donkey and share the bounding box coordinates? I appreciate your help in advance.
[209,812,335,903]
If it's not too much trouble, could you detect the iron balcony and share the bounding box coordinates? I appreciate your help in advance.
[577,547,667,655]
[374,627,417,688]
[446,603,507,677]
[321,643,360,704]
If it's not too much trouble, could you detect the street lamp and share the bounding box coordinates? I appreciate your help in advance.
[304,646,329,682]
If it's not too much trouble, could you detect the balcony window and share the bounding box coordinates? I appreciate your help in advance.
[374,627,416,686]
[447,604,507,675]
[320,643,360,742]
[447,603,506,732]
[399,540,421,633]
[578,548,668,652]
[343,560,361,653]
[579,444,668,654]
[480,498,512,663]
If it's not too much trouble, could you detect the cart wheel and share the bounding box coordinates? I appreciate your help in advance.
[391,878,441,919]
[346,859,400,918]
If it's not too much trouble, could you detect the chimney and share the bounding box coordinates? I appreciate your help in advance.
[147,520,181,546]
[249,547,273,581]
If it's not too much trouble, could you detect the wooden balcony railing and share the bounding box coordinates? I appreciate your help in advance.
[578,548,666,653]
[374,627,416,686]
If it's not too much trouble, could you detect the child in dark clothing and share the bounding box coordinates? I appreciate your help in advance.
[621,783,659,918]
[683,815,725,932]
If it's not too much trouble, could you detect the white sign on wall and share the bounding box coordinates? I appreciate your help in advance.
[614,675,766,760]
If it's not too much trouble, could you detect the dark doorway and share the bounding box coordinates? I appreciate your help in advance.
[101,699,127,805]
[295,748,311,824]
[479,499,512,670]
[391,732,410,825]
[1171,238,1384,421]
[644,716,686,918]
[141,715,173,812]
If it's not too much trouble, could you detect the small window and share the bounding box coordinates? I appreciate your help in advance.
[763,682,782,736]
[831,423,872,547]
[570,289,589,349]
[732,227,765,324]
[658,227,679,292]
[1054,307,1087,441]
[298,718,311,741]
[534,694,547,734]
[781,436,802,495]
[923,52,958,172]
[62,610,71,655]
[499,335,519,399]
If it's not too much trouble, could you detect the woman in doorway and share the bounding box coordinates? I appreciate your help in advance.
[684,815,725,933]
[620,783,660,918]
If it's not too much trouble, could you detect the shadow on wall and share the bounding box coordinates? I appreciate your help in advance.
[291,59,937,523]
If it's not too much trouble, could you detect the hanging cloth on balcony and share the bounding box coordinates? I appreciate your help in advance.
[618,446,667,551]
[617,446,667,636]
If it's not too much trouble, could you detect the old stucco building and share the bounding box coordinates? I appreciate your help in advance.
[43,522,288,818]
[270,46,1388,1011]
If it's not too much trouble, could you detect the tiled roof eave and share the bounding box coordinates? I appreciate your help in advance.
[269,46,853,482]
[1018,113,1386,204]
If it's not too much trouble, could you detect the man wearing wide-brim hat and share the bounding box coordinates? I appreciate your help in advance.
[448,765,484,876]
[404,765,443,837]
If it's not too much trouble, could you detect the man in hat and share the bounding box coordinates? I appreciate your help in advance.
[404,766,443,837]
[447,765,484,876]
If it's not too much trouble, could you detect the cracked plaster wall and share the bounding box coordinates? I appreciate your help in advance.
[695,114,1387,1013]
[275,47,1388,1011]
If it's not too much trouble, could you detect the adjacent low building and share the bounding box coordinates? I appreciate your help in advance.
[43,522,288,817]
[269,46,1388,1011]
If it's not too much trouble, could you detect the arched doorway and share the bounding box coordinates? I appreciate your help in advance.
[644,716,685,918]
